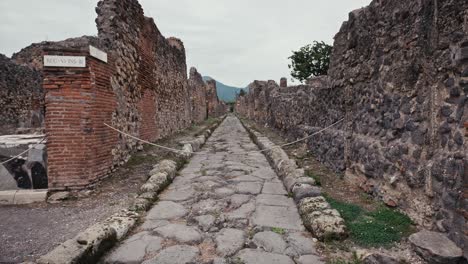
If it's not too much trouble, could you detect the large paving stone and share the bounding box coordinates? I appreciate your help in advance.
[140,220,169,231]
[252,231,287,253]
[256,194,295,207]
[142,245,199,264]
[159,186,195,202]
[229,194,252,208]
[226,201,256,220]
[146,201,187,220]
[194,215,216,232]
[409,230,463,264]
[192,198,223,215]
[251,205,304,231]
[235,182,263,195]
[230,175,263,182]
[251,167,277,180]
[105,231,163,264]
[154,223,202,244]
[214,187,235,197]
[262,182,287,195]
[236,249,295,264]
[285,232,318,257]
[215,228,246,256]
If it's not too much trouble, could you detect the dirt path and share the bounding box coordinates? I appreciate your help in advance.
[102,116,324,264]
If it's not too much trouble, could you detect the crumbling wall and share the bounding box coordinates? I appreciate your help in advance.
[238,80,346,171]
[0,54,43,135]
[39,0,225,190]
[12,36,102,71]
[188,67,208,123]
[96,0,191,162]
[237,0,467,253]
[206,79,226,117]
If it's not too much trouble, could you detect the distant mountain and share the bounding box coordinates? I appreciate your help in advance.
[203,76,248,103]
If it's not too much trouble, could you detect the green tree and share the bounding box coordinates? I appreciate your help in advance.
[288,41,332,83]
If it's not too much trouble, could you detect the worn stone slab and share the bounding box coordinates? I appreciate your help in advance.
[142,245,200,264]
[146,201,187,220]
[104,231,163,264]
[194,215,216,232]
[159,186,195,202]
[251,205,304,231]
[215,228,246,256]
[236,249,295,264]
[252,231,287,253]
[235,182,263,195]
[140,220,170,231]
[229,194,252,208]
[226,201,256,220]
[154,223,202,244]
[285,232,318,257]
[256,194,296,207]
[262,182,287,195]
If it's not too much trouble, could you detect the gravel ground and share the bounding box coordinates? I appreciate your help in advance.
[0,118,221,263]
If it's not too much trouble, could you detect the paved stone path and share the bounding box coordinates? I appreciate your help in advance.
[104,116,323,264]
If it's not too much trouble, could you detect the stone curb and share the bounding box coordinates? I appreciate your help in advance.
[240,120,347,241]
[32,117,226,264]
[0,189,48,205]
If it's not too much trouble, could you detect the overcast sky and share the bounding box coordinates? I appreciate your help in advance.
[0,0,371,87]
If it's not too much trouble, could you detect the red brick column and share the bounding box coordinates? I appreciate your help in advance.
[43,48,117,190]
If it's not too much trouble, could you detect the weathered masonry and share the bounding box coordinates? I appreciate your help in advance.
[0,0,226,191]
[237,0,467,255]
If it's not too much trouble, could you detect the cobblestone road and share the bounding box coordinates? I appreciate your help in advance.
[104,116,323,264]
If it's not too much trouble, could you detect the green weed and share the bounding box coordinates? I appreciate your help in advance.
[325,196,413,247]
[271,227,285,235]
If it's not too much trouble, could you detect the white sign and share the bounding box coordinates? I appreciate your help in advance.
[44,55,86,68]
[89,45,108,63]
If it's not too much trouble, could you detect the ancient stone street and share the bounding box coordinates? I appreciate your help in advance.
[104,116,323,264]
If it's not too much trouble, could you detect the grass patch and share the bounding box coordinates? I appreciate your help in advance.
[305,170,322,186]
[325,196,413,247]
[271,227,285,235]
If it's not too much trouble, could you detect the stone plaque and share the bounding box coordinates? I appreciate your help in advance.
[44,55,86,68]
[89,45,108,63]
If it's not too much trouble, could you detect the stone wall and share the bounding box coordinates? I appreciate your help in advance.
[237,0,467,254]
[0,54,43,135]
[188,67,208,123]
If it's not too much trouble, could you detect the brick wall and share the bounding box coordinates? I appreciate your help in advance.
[44,49,117,189]
[41,0,226,190]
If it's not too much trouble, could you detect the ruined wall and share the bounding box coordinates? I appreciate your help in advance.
[237,0,467,254]
[0,54,43,135]
[237,80,346,171]
[12,36,102,71]
[206,79,228,117]
[188,67,208,123]
[96,0,191,161]
[39,0,225,189]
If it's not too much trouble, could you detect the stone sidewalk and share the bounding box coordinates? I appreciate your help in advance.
[103,116,323,264]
